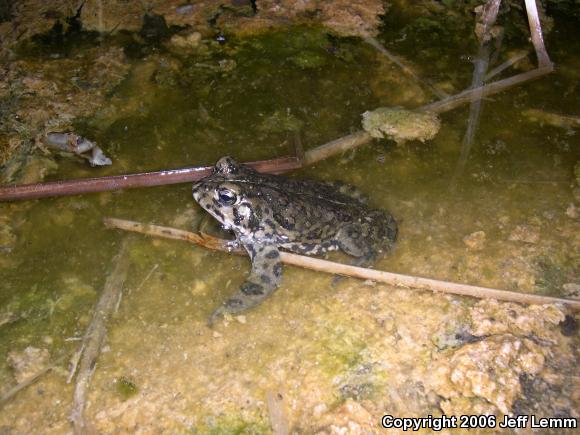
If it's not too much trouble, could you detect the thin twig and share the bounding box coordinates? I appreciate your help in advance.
[363,35,449,99]
[485,50,529,81]
[304,131,372,165]
[133,263,159,294]
[104,218,580,311]
[266,388,290,435]
[70,239,132,435]
[451,0,502,185]
[67,343,85,384]
[420,66,553,114]
[523,109,580,129]
[524,0,553,68]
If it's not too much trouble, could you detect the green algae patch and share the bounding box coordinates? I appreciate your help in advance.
[289,50,328,70]
[116,376,139,400]
[534,255,577,297]
[312,321,367,378]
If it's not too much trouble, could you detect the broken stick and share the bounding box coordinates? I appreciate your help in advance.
[70,239,132,435]
[524,0,553,68]
[104,217,580,311]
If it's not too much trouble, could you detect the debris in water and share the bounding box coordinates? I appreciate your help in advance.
[361,107,440,144]
[175,4,194,15]
[266,389,290,435]
[43,132,112,166]
[523,108,580,130]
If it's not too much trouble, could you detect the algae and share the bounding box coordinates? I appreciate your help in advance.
[362,107,441,144]
[115,376,139,400]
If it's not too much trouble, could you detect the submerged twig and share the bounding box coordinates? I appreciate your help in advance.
[363,35,448,99]
[420,66,553,113]
[523,109,580,130]
[0,156,302,202]
[524,0,553,68]
[304,131,372,165]
[266,389,290,435]
[485,50,529,81]
[104,217,580,311]
[452,0,502,184]
[70,239,132,435]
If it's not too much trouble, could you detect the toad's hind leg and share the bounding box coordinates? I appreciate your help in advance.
[337,212,398,269]
[336,223,378,268]
[209,244,282,325]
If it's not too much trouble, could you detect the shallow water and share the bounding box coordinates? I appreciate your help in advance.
[0,7,579,434]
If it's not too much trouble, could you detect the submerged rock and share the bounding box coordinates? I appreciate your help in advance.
[463,230,486,251]
[315,399,375,434]
[428,300,566,415]
[469,300,565,341]
[7,346,50,383]
[562,283,580,299]
[362,107,441,144]
[508,224,540,244]
[167,31,202,51]
[429,334,546,415]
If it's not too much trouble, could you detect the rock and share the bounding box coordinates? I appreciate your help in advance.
[428,334,546,414]
[7,346,50,383]
[315,399,375,434]
[463,231,486,251]
[168,31,202,51]
[566,203,578,219]
[508,225,540,244]
[80,0,143,33]
[319,0,388,37]
[469,300,565,341]
[218,59,237,72]
[562,283,580,299]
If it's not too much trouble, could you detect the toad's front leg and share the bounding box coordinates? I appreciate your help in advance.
[209,243,283,325]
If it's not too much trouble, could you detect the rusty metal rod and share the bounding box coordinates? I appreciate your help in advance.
[0,156,302,201]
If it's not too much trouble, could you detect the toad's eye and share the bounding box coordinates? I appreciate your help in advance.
[217,188,237,206]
